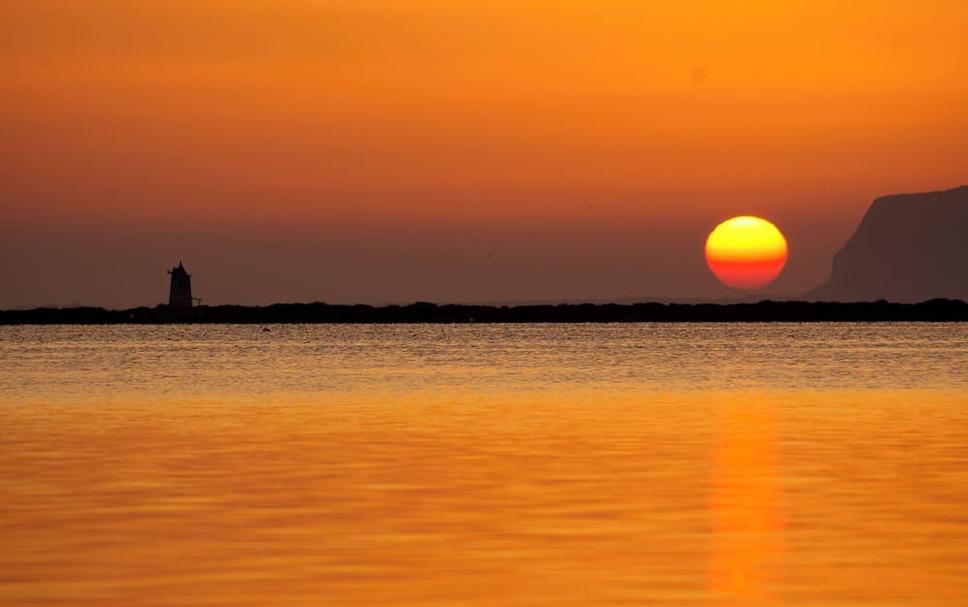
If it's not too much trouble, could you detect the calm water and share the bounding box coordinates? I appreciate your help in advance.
[1,323,967,606]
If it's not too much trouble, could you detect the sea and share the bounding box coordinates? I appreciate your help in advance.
[1,323,967,606]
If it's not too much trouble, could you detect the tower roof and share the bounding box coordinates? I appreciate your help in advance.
[168,261,191,277]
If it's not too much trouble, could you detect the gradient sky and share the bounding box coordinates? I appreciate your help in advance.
[2,1,966,308]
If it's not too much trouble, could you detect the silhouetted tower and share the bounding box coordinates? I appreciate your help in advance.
[168,261,193,308]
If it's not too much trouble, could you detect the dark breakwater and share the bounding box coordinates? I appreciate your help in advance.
[2,299,967,324]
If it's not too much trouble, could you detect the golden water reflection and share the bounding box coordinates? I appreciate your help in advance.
[709,404,785,604]
[2,389,967,606]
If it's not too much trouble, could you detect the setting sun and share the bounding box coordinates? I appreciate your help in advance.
[705,216,789,290]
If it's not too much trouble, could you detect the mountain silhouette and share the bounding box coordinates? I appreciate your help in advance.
[808,185,968,302]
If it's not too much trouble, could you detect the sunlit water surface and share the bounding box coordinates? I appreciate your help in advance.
[1,324,967,606]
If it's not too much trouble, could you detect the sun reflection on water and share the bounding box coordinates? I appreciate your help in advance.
[708,404,786,604]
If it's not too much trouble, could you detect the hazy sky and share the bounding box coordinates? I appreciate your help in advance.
[2,1,966,308]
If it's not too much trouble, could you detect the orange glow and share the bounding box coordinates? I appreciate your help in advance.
[2,1,968,304]
[3,1,968,228]
[705,216,789,290]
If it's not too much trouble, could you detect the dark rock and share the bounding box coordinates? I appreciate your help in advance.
[809,185,968,302]
[2,300,966,324]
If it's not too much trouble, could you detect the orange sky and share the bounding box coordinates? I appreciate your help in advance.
[2,1,966,307]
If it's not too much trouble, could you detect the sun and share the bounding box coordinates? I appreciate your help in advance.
[705,216,788,290]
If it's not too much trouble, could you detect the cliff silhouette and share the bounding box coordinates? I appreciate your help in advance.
[809,185,968,302]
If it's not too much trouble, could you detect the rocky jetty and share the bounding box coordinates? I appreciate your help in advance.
[2,299,967,324]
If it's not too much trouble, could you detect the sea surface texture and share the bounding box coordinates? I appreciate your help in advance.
[1,323,967,606]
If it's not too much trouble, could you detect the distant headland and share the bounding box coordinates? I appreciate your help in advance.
[807,185,968,302]
[1,299,966,324]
